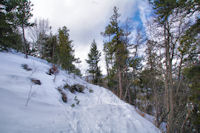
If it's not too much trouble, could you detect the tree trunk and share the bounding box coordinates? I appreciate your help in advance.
[118,70,123,99]
[164,22,174,133]
[128,88,132,104]
[22,24,28,58]
[164,23,171,133]
[168,60,174,133]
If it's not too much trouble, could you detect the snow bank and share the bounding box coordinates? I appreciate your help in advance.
[0,52,160,133]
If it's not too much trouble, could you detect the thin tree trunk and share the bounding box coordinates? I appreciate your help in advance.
[123,85,129,101]
[22,24,28,58]
[165,22,174,133]
[164,23,171,133]
[118,70,123,99]
[176,54,183,94]
[128,88,132,104]
[123,73,131,101]
[180,108,191,133]
[168,60,174,133]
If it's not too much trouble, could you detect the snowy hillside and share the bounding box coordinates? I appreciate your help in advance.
[0,52,160,133]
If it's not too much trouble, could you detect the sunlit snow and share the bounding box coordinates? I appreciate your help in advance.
[0,52,160,133]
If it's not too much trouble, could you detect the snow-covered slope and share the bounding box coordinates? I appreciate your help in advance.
[0,52,160,133]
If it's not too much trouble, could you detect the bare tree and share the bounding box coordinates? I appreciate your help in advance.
[28,18,50,57]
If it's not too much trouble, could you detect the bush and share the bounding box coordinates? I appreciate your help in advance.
[57,87,67,103]
[30,78,41,85]
[74,96,80,105]
[69,84,85,93]
[89,89,94,93]
[63,83,71,90]
[22,64,32,71]
[71,104,75,107]
[61,92,67,103]
[47,65,59,75]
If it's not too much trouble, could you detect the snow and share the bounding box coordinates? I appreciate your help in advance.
[135,108,155,124]
[0,52,161,133]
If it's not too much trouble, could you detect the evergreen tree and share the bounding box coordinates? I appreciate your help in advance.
[0,0,23,50]
[178,0,200,65]
[151,1,180,132]
[42,34,57,63]
[57,26,79,74]
[183,65,200,132]
[102,6,128,99]
[0,0,12,49]
[149,0,200,132]
[36,32,48,58]
[15,0,34,58]
[86,40,102,84]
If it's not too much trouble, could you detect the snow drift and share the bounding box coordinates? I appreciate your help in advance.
[0,52,160,133]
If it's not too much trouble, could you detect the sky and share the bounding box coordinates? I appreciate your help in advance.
[30,0,152,75]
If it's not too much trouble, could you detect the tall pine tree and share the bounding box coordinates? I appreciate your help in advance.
[86,40,102,84]
[102,6,128,99]
[0,0,23,51]
[57,26,81,75]
[15,0,34,58]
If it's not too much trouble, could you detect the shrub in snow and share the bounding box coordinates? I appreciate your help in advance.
[21,64,32,71]
[69,84,85,93]
[47,65,59,75]
[30,78,41,85]
[71,104,75,107]
[63,83,71,90]
[63,83,85,93]
[61,92,67,103]
[74,96,80,105]
[57,87,67,103]
[89,89,94,93]
[57,87,62,93]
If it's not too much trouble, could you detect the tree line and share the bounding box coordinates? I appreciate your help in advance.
[96,1,199,132]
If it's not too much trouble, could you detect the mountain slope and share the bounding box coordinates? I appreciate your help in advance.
[0,52,160,133]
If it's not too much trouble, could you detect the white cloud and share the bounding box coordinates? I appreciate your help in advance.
[31,0,146,75]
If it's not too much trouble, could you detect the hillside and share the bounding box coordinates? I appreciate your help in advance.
[0,52,160,133]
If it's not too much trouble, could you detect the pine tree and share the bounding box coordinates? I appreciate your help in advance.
[150,0,200,132]
[43,34,57,63]
[86,40,102,84]
[183,65,200,132]
[36,32,48,58]
[102,6,128,99]
[0,0,12,49]
[0,0,23,50]
[151,1,179,132]
[57,26,77,73]
[15,0,34,58]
